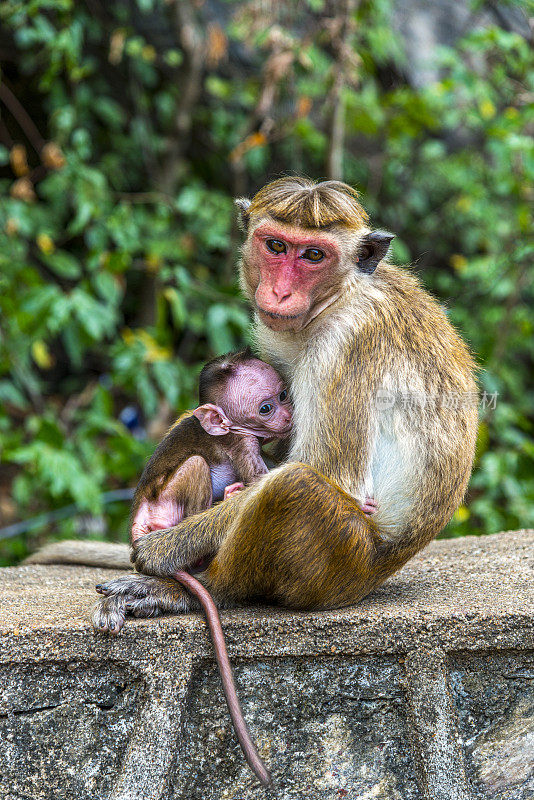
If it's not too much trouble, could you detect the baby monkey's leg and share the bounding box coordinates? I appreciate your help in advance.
[95,456,214,633]
[92,488,250,633]
[131,455,212,541]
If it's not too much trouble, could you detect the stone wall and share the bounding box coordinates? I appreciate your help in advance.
[1,529,532,800]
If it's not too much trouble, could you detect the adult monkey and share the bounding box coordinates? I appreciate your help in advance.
[90,176,478,629]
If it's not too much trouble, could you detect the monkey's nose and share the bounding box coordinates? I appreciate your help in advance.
[272,285,291,302]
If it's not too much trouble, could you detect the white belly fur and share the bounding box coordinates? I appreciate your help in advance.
[364,406,421,540]
[210,462,238,501]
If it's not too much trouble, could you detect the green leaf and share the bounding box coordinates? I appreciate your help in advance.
[70,289,116,339]
[43,250,82,279]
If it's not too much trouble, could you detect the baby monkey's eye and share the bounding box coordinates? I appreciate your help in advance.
[302,248,324,263]
[279,389,288,402]
[266,239,286,254]
[259,403,273,415]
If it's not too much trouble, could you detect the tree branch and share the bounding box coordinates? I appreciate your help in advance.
[0,82,45,154]
[326,0,357,181]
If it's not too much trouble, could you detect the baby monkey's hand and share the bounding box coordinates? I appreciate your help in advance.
[361,496,378,515]
[223,482,245,500]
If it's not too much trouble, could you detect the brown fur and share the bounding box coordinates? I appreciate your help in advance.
[133,415,224,514]
[245,176,369,229]
[86,177,478,626]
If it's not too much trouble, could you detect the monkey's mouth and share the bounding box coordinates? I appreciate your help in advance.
[279,425,293,436]
[256,307,307,331]
[257,307,305,321]
[261,425,293,443]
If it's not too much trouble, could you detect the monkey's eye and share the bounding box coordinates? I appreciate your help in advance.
[259,403,273,415]
[266,239,286,255]
[302,248,324,263]
[279,389,288,402]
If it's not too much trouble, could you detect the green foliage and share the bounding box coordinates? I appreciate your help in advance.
[0,0,532,562]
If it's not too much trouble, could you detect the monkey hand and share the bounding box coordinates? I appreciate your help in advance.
[132,495,240,576]
[361,496,378,516]
[223,482,244,500]
[131,527,192,577]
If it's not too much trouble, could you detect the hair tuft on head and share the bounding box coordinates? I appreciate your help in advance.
[246,177,369,230]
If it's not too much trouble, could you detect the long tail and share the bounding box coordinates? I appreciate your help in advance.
[174,570,271,786]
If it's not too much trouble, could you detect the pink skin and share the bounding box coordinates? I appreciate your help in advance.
[222,360,293,438]
[131,361,292,541]
[250,224,343,332]
[223,482,244,500]
[361,497,378,516]
[131,497,184,541]
[194,361,293,440]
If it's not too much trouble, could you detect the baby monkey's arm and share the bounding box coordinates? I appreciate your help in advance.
[227,435,269,485]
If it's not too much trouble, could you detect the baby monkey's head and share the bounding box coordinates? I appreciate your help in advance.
[194,348,293,439]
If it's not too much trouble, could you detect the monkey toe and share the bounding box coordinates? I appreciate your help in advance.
[94,574,154,598]
[125,597,164,618]
[92,596,126,635]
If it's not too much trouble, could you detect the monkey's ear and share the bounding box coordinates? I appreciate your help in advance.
[235,198,251,232]
[356,230,395,275]
[193,404,231,436]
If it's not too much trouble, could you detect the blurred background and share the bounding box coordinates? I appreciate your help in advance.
[0,0,532,564]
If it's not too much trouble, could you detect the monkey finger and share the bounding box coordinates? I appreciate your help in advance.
[223,482,245,500]
[361,497,378,515]
[124,597,164,619]
[95,573,164,598]
[95,577,133,597]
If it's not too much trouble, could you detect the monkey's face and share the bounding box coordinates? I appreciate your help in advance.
[225,361,293,438]
[242,221,347,332]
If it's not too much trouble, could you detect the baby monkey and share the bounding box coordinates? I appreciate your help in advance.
[130,348,293,543]
[111,349,292,785]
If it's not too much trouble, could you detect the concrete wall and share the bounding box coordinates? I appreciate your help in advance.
[1,529,532,800]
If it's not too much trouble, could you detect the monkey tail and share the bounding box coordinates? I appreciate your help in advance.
[173,570,272,786]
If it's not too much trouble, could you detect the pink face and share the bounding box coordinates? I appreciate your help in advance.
[248,223,342,331]
[224,360,293,437]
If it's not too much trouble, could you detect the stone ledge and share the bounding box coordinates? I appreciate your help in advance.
[0,530,533,800]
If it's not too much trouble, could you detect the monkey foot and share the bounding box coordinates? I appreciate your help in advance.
[93,574,194,634]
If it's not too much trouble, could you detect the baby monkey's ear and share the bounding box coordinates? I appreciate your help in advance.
[193,404,232,436]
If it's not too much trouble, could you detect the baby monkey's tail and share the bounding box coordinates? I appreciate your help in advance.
[174,570,271,786]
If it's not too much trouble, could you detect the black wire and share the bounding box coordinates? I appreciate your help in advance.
[0,489,134,541]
